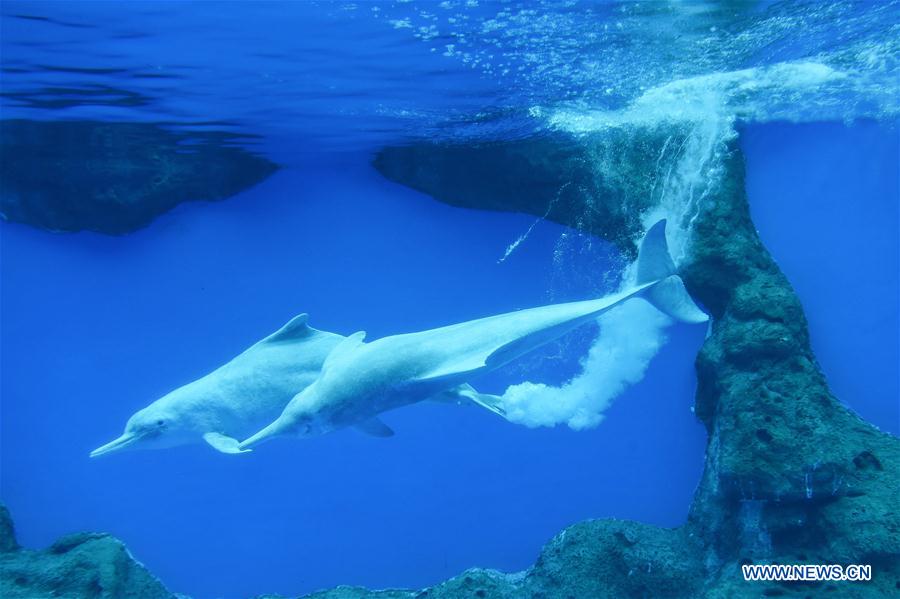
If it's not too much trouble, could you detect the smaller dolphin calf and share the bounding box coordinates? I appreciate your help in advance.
[90,314,343,457]
[240,219,707,448]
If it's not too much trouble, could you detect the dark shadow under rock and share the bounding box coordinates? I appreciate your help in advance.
[0,503,175,599]
[0,119,278,234]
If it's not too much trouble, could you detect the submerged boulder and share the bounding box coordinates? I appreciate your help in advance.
[0,503,175,598]
[0,119,278,234]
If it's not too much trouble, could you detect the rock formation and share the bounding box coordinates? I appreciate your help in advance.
[373,133,660,258]
[0,503,176,598]
[311,127,899,598]
[0,119,278,234]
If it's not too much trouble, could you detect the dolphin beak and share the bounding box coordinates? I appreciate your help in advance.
[90,432,139,458]
[239,419,288,450]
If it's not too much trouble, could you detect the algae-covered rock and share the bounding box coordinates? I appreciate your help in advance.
[0,119,278,234]
[0,503,175,599]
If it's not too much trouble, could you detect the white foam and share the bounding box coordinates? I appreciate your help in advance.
[548,61,850,134]
[499,299,671,430]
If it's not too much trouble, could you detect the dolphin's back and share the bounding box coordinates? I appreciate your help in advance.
[397,218,708,384]
[159,314,344,437]
[382,283,652,384]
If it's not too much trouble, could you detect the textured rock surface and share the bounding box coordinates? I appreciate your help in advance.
[683,147,900,586]
[0,119,278,234]
[0,503,175,599]
[373,133,663,257]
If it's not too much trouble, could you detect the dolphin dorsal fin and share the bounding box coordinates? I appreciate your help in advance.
[323,331,366,370]
[262,313,316,344]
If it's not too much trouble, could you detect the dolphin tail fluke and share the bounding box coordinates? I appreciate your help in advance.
[636,219,708,324]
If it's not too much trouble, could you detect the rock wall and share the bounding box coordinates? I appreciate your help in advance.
[0,119,278,234]
[0,503,175,599]
[373,132,665,258]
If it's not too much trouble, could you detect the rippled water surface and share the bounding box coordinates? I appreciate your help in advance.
[3,1,897,155]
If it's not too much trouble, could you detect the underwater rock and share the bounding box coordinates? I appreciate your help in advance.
[0,505,19,553]
[683,145,900,589]
[359,128,900,597]
[373,132,664,257]
[0,503,176,599]
[0,119,278,234]
[287,520,700,599]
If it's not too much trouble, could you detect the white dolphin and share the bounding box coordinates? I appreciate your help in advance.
[90,314,344,457]
[240,219,708,448]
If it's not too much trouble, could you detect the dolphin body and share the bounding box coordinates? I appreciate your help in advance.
[240,219,708,448]
[90,314,344,457]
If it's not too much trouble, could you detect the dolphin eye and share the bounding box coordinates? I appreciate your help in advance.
[156,419,165,427]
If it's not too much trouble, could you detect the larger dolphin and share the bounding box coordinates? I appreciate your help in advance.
[90,314,344,457]
[240,219,708,448]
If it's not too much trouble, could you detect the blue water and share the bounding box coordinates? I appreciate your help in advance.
[1,2,898,598]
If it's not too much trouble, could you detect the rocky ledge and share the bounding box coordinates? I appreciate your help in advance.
[0,119,278,234]
[0,503,176,599]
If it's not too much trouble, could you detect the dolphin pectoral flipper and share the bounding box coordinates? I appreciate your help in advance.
[431,384,506,419]
[355,417,394,437]
[203,432,252,454]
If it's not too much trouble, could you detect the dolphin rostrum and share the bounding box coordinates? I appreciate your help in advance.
[239,219,708,448]
[90,314,344,457]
